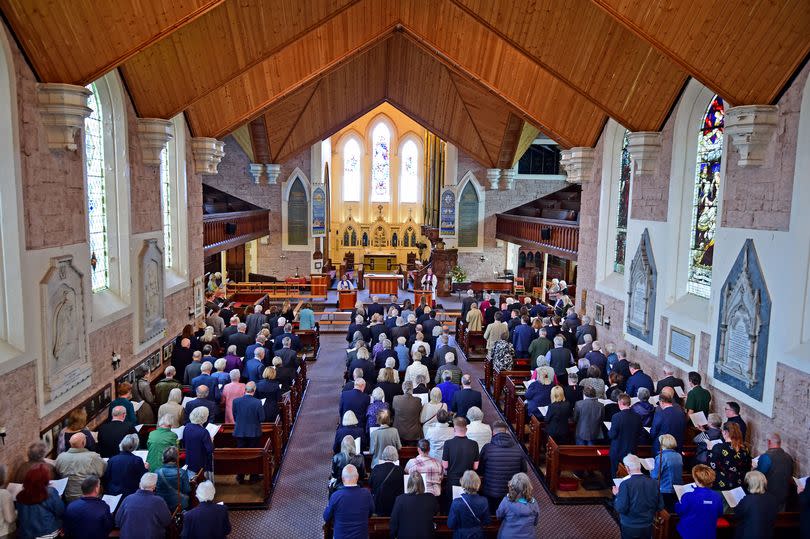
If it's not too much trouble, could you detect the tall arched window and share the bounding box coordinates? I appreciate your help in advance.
[85,83,109,292]
[370,123,390,202]
[688,95,724,298]
[159,146,173,268]
[343,138,361,202]
[400,139,419,203]
[287,177,308,246]
[613,130,631,273]
[458,181,480,248]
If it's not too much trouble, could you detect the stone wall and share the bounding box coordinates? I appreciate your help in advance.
[202,137,312,278]
[629,118,673,222]
[454,150,569,280]
[0,26,203,472]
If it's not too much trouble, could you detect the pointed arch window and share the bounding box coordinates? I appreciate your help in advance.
[287,178,308,246]
[159,146,173,268]
[343,138,361,202]
[613,130,631,273]
[85,83,109,292]
[458,182,480,248]
[688,95,724,298]
[370,123,390,202]
[400,139,419,203]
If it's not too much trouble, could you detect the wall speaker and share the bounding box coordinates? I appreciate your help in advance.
[541,228,552,240]
[225,222,237,235]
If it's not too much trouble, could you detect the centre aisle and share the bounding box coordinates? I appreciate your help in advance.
[229,332,621,538]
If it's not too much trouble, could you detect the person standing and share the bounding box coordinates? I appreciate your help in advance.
[733,471,779,539]
[684,371,712,416]
[608,393,644,477]
[390,471,440,539]
[323,465,375,539]
[478,421,527,514]
[180,481,231,539]
[14,464,65,539]
[674,465,723,539]
[573,386,604,445]
[62,475,114,539]
[115,473,172,539]
[649,434,683,510]
[447,471,490,538]
[612,454,663,539]
[755,432,794,510]
[495,473,540,538]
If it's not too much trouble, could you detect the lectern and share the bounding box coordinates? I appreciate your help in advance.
[338,290,357,311]
[414,289,433,308]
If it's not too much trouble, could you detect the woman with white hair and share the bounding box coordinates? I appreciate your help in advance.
[330,435,366,494]
[211,357,230,387]
[733,471,780,539]
[410,332,430,359]
[332,411,365,454]
[465,407,492,450]
[180,480,231,539]
[369,445,404,517]
[157,388,185,428]
[367,387,390,430]
[404,353,429,386]
[420,388,447,434]
[101,434,147,497]
[526,363,555,419]
[221,368,246,423]
[184,406,214,476]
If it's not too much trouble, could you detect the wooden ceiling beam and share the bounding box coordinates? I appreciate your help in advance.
[248,118,271,164]
[0,0,225,85]
[495,114,526,170]
[589,0,810,105]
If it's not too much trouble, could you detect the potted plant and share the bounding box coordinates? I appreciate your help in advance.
[448,265,468,293]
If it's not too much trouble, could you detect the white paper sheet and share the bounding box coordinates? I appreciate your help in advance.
[6,483,22,500]
[722,487,746,508]
[102,494,122,513]
[523,379,535,388]
[794,476,808,489]
[171,426,185,440]
[182,397,194,407]
[630,397,640,406]
[603,422,612,430]
[369,426,381,436]
[538,406,548,416]
[566,366,578,375]
[673,483,696,501]
[689,411,708,428]
[50,477,68,496]
[751,456,760,468]
[674,386,686,398]
[612,476,630,487]
[133,450,149,463]
[641,458,655,471]
[416,393,429,406]
[706,439,722,450]
[261,398,266,405]
[132,401,144,412]
[354,437,361,454]
[452,485,463,499]
[403,474,410,491]
[206,423,221,440]
[597,399,613,406]
[649,395,660,406]
[135,424,144,432]
[644,427,651,433]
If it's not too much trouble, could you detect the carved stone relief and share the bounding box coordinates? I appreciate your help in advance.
[626,229,657,344]
[714,239,771,401]
[139,239,166,343]
[40,256,91,403]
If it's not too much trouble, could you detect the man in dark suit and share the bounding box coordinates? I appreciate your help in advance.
[191,361,221,402]
[183,351,204,385]
[450,374,482,419]
[390,318,410,344]
[573,386,604,445]
[184,385,219,424]
[228,323,253,357]
[348,353,375,384]
[232,382,265,482]
[273,324,301,352]
[421,310,440,339]
[245,335,269,366]
[97,406,137,458]
[460,290,476,320]
[613,455,663,539]
[724,401,747,440]
[340,379,369,420]
[613,350,631,382]
[625,362,654,398]
[271,319,286,339]
[245,305,267,339]
[171,338,194,377]
[432,335,457,368]
[346,315,371,344]
[608,393,644,477]
[276,337,299,370]
[650,388,687,453]
[367,296,385,319]
[243,348,265,383]
[220,316,240,348]
[655,365,685,403]
[575,315,598,344]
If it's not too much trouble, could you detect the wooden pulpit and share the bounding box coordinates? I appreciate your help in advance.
[338,290,357,310]
[414,289,433,308]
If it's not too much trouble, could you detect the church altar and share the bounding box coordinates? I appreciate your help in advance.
[364,273,404,295]
[363,253,398,273]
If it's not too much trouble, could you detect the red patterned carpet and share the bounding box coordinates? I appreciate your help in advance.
[229,333,621,538]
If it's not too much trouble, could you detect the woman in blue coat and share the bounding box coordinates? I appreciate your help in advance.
[184,406,214,476]
[496,473,540,538]
[447,470,491,539]
[674,464,723,539]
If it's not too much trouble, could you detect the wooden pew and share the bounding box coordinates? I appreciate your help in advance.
[465,331,487,361]
[212,436,274,506]
[296,329,320,358]
[492,370,531,407]
[324,517,501,538]
[502,374,532,424]
[215,421,284,468]
[653,509,800,539]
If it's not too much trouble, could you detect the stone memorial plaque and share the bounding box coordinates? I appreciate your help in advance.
[626,229,657,344]
[668,326,695,364]
[630,279,646,328]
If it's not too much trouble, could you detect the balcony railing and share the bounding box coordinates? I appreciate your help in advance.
[495,214,579,259]
[203,209,270,257]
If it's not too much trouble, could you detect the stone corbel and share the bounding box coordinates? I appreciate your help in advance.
[136,119,174,165]
[36,83,92,151]
[725,105,778,167]
[486,168,501,190]
[626,131,662,175]
[265,163,281,185]
[500,169,516,190]
[560,147,594,183]
[249,163,265,184]
[191,137,225,174]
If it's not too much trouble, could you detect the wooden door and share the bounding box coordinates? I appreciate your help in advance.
[226,244,246,282]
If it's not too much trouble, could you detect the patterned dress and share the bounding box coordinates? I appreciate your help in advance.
[366,401,389,430]
[708,441,752,490]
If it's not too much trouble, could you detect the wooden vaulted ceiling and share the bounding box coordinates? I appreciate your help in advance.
[2,0,809,166]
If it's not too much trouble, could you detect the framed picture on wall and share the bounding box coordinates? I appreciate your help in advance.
[193,276,205,318]
[594,302,605,325]
[162,342,173,364]
[669,326,696,364]
[41,429,54,456]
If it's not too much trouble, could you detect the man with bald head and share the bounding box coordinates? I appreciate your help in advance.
[323,464,375,538]
[171,337,194,375]
[97,405,137,458]
[55,432,106,502]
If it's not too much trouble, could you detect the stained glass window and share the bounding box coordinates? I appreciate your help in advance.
[400,139,418,203]
[287,178,308,245]
[614,130,631,273]
[159,146,173,268]
[85,84,109,292]
[343,138,361,201]
[458,182,480,247]
[688,95,724,298]
[370,123,390,202]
